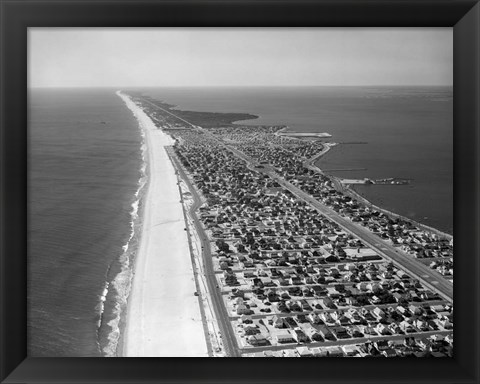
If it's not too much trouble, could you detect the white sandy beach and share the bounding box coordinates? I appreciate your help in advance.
[117,92,209,357]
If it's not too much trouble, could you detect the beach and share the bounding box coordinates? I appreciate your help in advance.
[117,92,209,357]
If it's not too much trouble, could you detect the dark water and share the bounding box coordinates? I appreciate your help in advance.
[142,86,452,233]
[28,89,143,356]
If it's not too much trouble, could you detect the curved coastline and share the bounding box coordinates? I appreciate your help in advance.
[313,146,452,239]
[116,91,209,357]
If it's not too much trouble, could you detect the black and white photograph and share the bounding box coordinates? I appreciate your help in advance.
[28,28,454,358]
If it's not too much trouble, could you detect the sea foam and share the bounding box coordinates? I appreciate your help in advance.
[98,91,151,357]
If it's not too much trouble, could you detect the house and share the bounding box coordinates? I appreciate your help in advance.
[310,347,328,357]
[374,340,390,351]
[282,349,298,357]
[245,352,265,358]
[225,274,239,286]
[330,326,350,339]
[327,346,344,357]
[417,337,432,350]
[296,346,313,357]
[342,345,359,356]
[247,334,268,346]
[270,316,287,328]
[381,348,397,357]
[392,292,403,302]
[287,300,302,312]
[372,307,386,320]
[428,335,445,351]
[219,261,229,270]
[438,316,453,329]
[234,297,244,306]
[375,323,390,335]
[388,323,402,335]
[325,254,339,263]
[408,305,423,315]
[317,325,336,341]
[319,297,336,309]
[400,320,416,333]
[345,310,364,324]
[413,319,429,332]
[230,288,245,299]
[236,304,252,315]
[239,314,253,324]
[265,290,280,302]
[307,313,321,324]
[244,271,256,279]
[320,312,336,326]
[356,282,369,291]
[276,301,289,313]
[274,329,295,344]
[261,277,275,287]
[430,304,445,313]
[289,276,302,285]
[336,314,351,326]
[244,326,259,336]
[396,306,410,316]
[299,299,312,311]
[291,328,309,343]
[367,282,381,291]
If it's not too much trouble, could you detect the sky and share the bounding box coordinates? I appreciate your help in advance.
[28,28,452,88]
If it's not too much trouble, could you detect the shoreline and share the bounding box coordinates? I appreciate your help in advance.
[347,184,453,240]
[313,145,452,238]
[297,138,452,239]
[117,91,209,357]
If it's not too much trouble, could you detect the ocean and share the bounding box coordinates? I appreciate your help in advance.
[28,88,145,356]
[28,86,452,357]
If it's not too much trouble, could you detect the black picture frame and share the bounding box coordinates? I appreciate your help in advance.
[1,1,479,383]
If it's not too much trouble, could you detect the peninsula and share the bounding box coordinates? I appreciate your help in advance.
[121,91,453,358]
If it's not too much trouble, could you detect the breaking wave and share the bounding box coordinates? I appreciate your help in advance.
[96,91,150,357]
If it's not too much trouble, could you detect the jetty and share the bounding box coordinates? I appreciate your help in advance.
[278,131,332,138]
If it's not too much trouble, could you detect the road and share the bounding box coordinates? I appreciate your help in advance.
[240,329,453,355]
[137,95,453,303]
[213,142,453,302]
[261,172,453,301]
[167,150,241,357]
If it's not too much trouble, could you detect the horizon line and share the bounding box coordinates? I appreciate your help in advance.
[29,84,454,89]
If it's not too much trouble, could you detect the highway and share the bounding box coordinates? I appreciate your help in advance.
[215,142,453,302]
[259,171,453,302]
[167,150,241,357]
[137,95,453,305]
